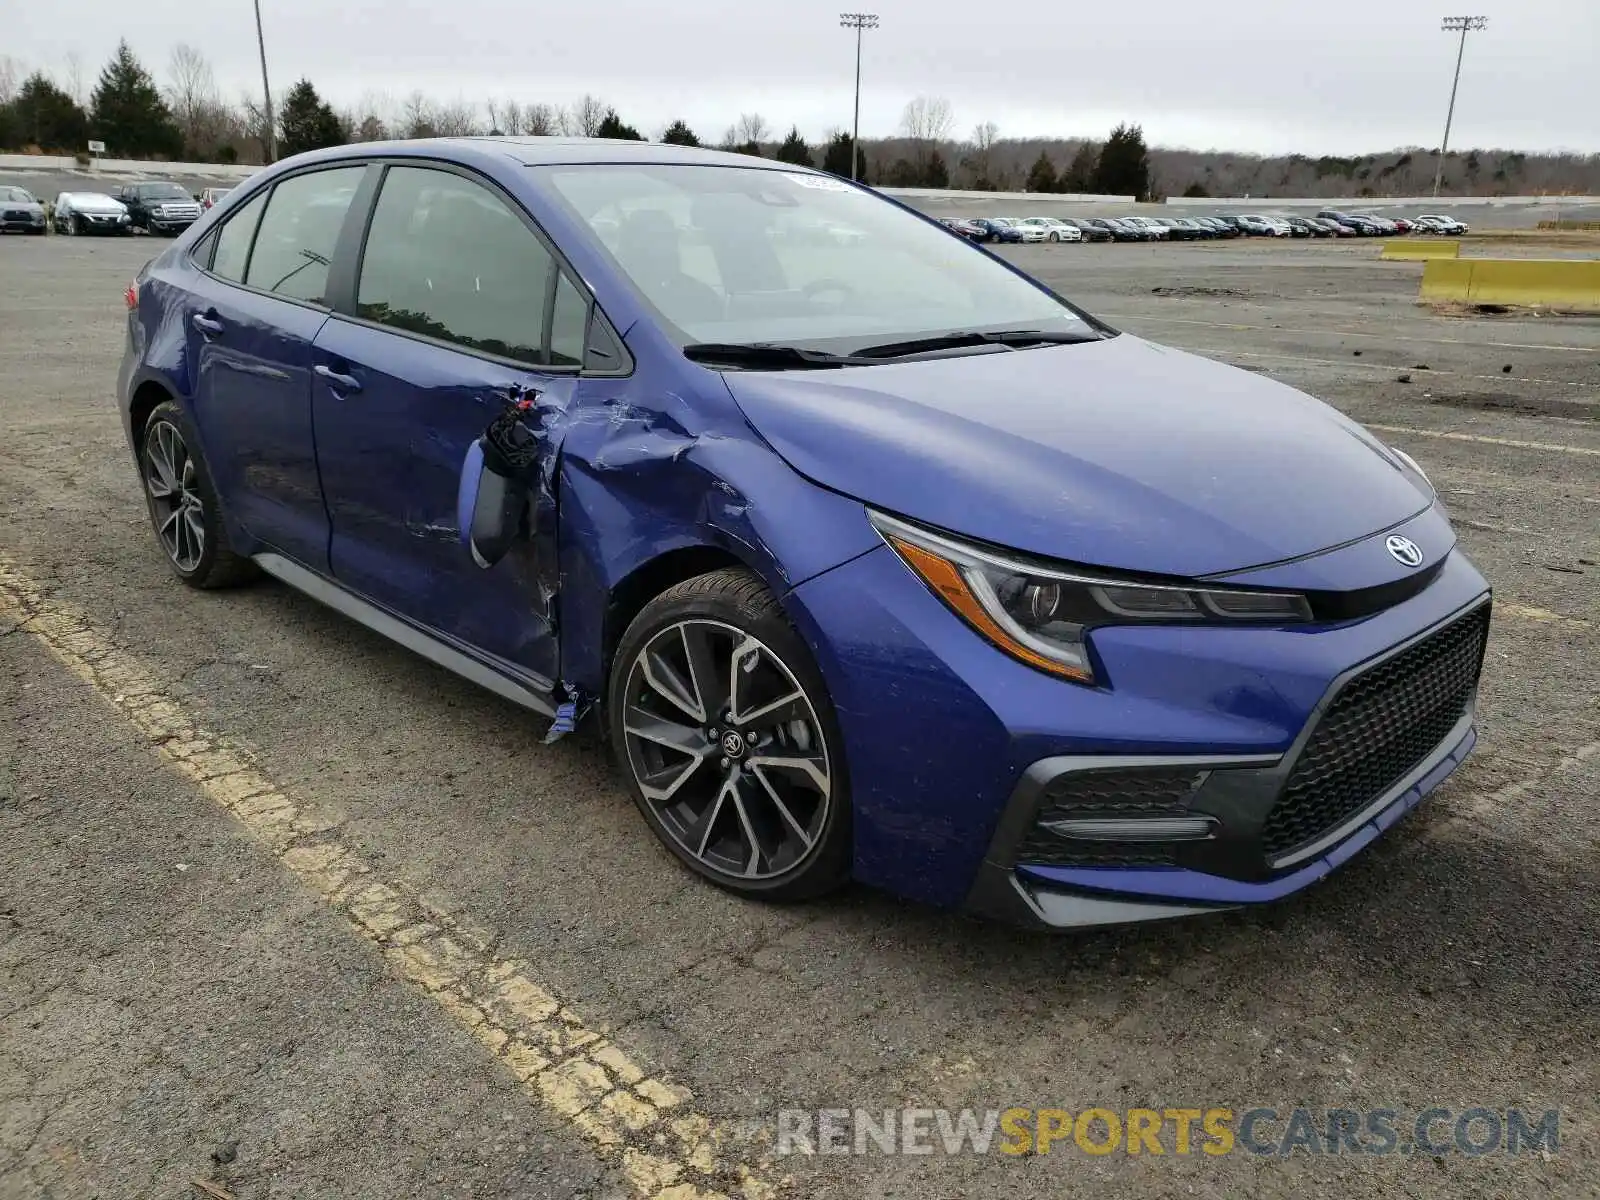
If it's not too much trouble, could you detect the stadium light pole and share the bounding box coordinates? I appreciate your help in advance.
[839,12,879,181]
[1432,15,1488,199]
[253,0,277,162]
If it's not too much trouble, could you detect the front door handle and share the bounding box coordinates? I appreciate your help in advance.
[191,313,224,336]
[314,363,364,393]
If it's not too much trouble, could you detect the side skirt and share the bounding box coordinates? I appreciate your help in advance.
[253,552,558,718]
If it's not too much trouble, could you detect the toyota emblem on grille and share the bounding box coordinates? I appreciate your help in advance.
[1386,535,1424,567]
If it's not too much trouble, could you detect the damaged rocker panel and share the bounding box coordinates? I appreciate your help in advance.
[253,552,558,717]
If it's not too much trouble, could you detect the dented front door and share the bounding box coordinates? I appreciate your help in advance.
[308,315,572,684]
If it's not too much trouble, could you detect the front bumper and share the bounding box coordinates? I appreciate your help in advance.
[785,513,1490,922]
[1,211,46,230]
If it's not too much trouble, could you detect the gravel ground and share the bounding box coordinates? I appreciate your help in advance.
[1,233,1596,1199]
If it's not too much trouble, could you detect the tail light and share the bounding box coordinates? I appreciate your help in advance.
[124,281,139,310]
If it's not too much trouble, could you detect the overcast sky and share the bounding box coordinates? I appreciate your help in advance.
[8,0,1597,155]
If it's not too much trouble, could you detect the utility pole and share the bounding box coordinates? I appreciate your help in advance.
[1432,15,1487,199]
[838,12,878,182]
[253,0,277,162]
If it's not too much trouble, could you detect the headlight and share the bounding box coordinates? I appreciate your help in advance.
[870,512,1311,686]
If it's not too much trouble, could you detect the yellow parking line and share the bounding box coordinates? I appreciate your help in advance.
[0,555,780,1200]
[1364,423,1600,457]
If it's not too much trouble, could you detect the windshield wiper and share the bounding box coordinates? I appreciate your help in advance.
[851,329,1105,359]
[682,342,872,370]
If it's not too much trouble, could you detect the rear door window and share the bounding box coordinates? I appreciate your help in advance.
[209,189,269,283]
[244,167,365,306]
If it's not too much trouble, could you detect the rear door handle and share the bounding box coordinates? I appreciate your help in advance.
[191,313,224,336]
[314,363,363,393]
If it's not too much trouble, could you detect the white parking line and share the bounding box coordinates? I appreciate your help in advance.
[1364,424,1600,457]
[1098,313,1600,355]
[1159,343,1596,391]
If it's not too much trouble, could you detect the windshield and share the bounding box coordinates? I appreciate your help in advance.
[1,187,35,203]
[143,184,191,200]
[539,164,1092,352]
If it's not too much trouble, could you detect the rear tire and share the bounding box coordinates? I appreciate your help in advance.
[138,400,259,589]
[608,568,851,902]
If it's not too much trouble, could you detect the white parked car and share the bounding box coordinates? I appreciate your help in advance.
[1014,217,1083,243]
[1416,214,1470,234]
[1122,216,1170,239]
[1000,217,1050,243]
[51,192,131,236]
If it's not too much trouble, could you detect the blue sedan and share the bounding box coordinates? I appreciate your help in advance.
[966,216,1025,243]
[118,139,1489,927]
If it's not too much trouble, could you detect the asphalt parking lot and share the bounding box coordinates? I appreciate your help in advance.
[2,234,1596,1199]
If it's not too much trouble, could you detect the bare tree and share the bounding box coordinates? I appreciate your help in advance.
[0,56,23,105]
[432,100,480,137]
[571,94,608,137]
[525,103,558,136]
[487,98,526,135]
[734,113,770,145]
[966,120,999,184]
[401,91,437,138]
[61,52,87,106]
[901,96,954,147]
[164,44,230,156]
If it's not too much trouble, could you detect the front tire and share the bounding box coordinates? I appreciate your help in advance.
[139,400,259,589]
[609,568,851,901]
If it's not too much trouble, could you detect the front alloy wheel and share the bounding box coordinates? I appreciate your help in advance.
[610,570,850,899]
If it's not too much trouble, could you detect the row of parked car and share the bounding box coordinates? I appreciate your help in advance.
[0,182,233,236]
[936,210,1472,244]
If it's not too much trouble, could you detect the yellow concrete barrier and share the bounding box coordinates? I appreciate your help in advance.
[1421,258,1600,311]
[1419,258,1476,303]
[1382,239,1461,260]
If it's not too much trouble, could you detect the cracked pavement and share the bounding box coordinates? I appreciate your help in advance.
[1,234,1597,1198]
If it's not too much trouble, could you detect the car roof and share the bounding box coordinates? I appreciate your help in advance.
[295,135,813,172]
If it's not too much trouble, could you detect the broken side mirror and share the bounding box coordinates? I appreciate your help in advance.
[456,438,529,569]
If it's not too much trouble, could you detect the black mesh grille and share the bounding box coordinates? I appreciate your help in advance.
[1262,603,1489,862]
[1014,767,1205,868]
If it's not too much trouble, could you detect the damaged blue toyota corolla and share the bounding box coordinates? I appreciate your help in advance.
[118,139,1490,928]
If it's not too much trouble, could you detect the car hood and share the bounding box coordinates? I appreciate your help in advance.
[4,200,44,212]
[724,334,1431,578]
[72,198,126,213]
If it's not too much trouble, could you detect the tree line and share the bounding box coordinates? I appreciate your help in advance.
[2,45,1596,199]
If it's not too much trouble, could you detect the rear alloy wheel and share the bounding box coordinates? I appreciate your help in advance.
[610,569,850,900]
[139,400,258,588]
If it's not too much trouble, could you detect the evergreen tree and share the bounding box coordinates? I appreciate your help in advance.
[922,148,949,188]
[595,109,643,140]
[885,158,920,187]
[1182,181,1209,198]
[1061,141,1099,192]
[1091,124,1151,200]
[10,74,89,151]
[660,119,700,146]
[820,132,865,179]
[735,139,763,158]
[90,41,181,157]
[278,79,346,158]
[774,126,812,166]
[1025,151,1059,193]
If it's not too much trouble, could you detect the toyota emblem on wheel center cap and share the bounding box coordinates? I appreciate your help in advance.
[720,730,747,759]
[1386,535,1424,568]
